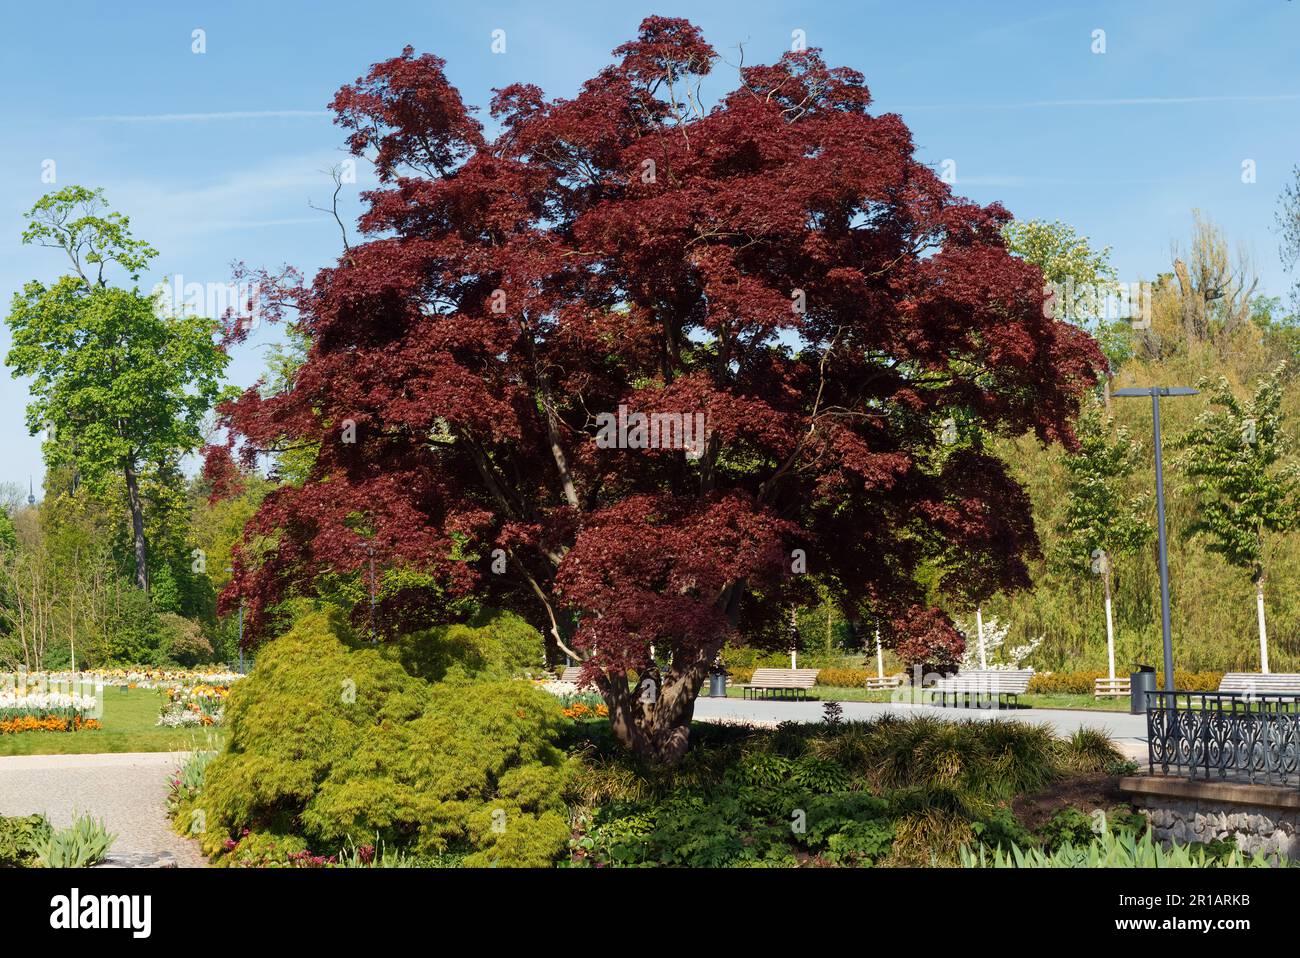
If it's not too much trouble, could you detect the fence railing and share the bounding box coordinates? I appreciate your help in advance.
[1147,690,1300,789]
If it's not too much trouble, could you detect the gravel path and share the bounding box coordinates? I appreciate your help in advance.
[0,752,206,867]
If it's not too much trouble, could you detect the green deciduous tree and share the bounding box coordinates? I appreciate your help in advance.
[5,186,235,592]
[1003,218,1133,407]
[1175,364,1300,673]
[1276,166,1300,309]
[1054,401,1151,679]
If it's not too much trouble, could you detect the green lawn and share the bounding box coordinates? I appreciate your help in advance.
[722,685,1132,712]
[0,687,227,756]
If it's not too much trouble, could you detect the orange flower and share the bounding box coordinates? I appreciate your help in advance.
[0,714,102,734]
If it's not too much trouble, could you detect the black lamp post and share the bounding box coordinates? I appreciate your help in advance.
[1112,386,1198,691]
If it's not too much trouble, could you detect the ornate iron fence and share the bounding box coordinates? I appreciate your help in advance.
[1147,690,1300,788]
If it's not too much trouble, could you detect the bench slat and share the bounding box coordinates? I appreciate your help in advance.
[933,670,1032,694]
[1219,673,1300,694]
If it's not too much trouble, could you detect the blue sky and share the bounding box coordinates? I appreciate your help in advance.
[2,0,1298,495]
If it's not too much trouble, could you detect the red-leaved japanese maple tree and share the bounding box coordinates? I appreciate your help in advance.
[212,17,1103,763]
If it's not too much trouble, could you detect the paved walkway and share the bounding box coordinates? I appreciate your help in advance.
[0,752,206,867]
[693,696,1150,760]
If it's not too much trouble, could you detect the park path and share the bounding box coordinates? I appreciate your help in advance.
[0,751,206,867]
[692,696,1151,761]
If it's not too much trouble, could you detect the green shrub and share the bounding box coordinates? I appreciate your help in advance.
[576,783,895,868]
[384,608,545,681]
[971,804,1034,852]
[158,612,214,667]
[790,757,851,793]
[0,814,52,867]
[817,668,872,687]
[1039,807,1099,851]
[102,584,163,665]
[567,716,1112,868]
[735,753,793,788]
[183,608,573,867]
[1027,669,1224,695]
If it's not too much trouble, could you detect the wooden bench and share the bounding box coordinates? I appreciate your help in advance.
[931,670,1033,708]
[739,668,820,700]
[1094,676,1130,698]
[558,666,585,685]
[1218,673,1300,697]
[864,674,904,690]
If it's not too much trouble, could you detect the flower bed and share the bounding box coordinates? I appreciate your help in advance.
[0,690,101,734]
[0,715,101,734]
[157,684,229,727]
[555,692,608,720]
[20,668,245,690]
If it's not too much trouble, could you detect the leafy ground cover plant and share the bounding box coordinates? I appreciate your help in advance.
[0,815,52,867]
[566,715,1121,867]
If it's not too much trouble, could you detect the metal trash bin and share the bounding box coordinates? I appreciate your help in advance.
[1130,664,1156,715]
[709,673,728,698]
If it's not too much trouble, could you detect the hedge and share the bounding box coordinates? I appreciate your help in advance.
[1026,670,1224,695]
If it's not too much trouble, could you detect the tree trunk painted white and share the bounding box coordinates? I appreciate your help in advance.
[790,648,797,669]
[1103,568,1116,681]
[976,605,987,669]
[1256,576,1270,674]
[875,627,884,680]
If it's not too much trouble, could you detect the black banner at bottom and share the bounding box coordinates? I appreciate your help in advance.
[3,865,1287,944]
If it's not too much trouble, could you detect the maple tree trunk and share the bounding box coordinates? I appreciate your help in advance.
[595,640,721,765]
[123,461,149,592]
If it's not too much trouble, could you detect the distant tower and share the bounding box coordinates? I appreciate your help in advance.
[26,477,34,506]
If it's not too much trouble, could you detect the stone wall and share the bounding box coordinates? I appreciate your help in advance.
[1120,776,1300,860]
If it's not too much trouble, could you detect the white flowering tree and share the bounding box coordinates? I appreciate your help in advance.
[954,615,1043,671]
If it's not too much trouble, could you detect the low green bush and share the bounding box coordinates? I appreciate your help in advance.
[574,779,896,868]
[1027,669,1224,695]
[0,814,51,867]
[568,714,1115,867]
[817,668,873,687]
[179,607,574,867]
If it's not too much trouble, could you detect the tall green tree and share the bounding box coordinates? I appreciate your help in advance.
[1175,364,1300,673]
[1003,219,1130,377]
[1054,401,1151,678]
[1276,166,1300,309]
[5,186,234,592]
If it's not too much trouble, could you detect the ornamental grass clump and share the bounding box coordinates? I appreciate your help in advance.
[178,608,574,867]
[803,715,1060,806]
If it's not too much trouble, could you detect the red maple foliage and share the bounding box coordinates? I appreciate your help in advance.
[212,17,1103,762]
